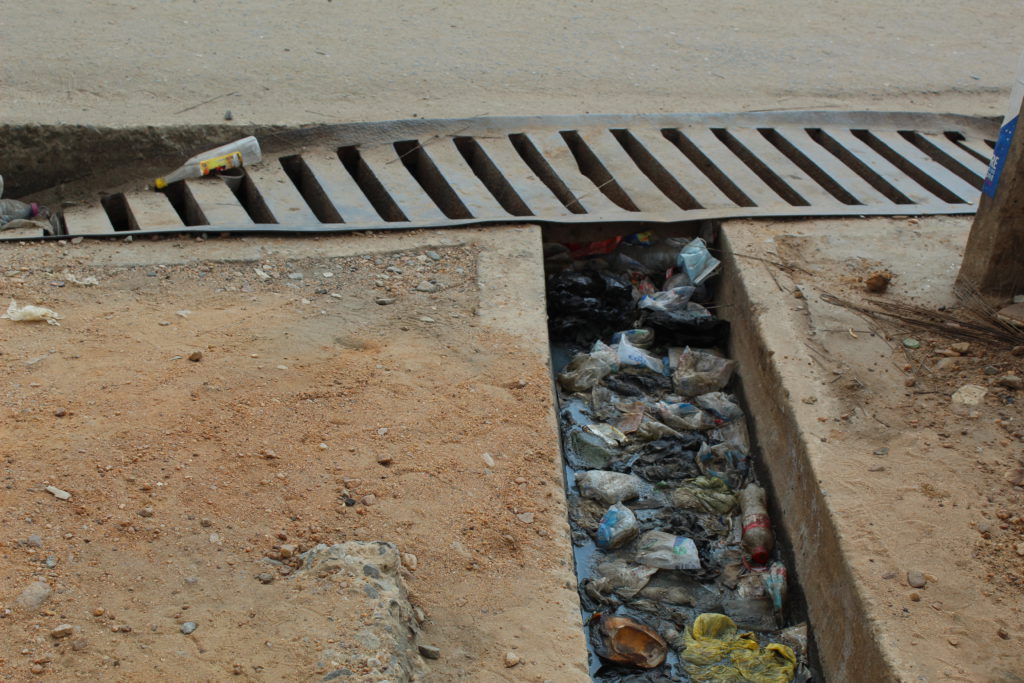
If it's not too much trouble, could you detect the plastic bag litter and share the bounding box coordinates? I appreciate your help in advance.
[713,419,751,455]
[673,348,736,396]
[596,502,640,550]
[634,417,684,442]
[635,530,702,571]
[658,401,715,431]
[62,271,99,286]
[681,613,797,683]
[594,558,659,599]
[594,614,668,669]
[671,476,737,514]
[697,442,749,489]
[676,238,721,286]
[584,423,628,446]
[695,392,745,423]
[568,430,618,469]
[2,300,62,326]
[617,336,667,374]
[638,285,695,317]
[611,328,656,349]
[576,470,644,504]
[559,341,618,392]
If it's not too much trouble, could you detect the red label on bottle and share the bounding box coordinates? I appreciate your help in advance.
[742,513,771,534]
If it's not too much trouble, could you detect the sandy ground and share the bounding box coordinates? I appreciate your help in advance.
[2,1,1024,127]
[726,216,1024,681]
[0,229,588,682]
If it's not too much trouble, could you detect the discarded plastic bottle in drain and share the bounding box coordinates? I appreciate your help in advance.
[154,136,262,189]
[0,198,48,227]
[738,483,774,566]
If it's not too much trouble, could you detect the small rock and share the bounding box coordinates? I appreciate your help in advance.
[256,573,275,584]
[504,651,521,668]
[909,592,921,602]
[998,374,1023,390]
[951,384,987,406]
[287,272,304,280]
[978,521,993,535]
[159,320,171,326]
[279,544,296,559]
[375,297,396,305]
[903,338,921,349]
[200,518,213,528]
[188,351,203,362]
[517,512,535,524]
[1006,468,1024,486]
[998,627,1010,640]
[864,270,892,293]
[934,357,960,371]
[873,447,889,456]
[376,454,393,466]
[418,644,441,660]
[950,342,971,354]
[481,452,495,468]
[426,251,442,262]
[415,280,439,293]
[344,497,356,507]
[361,494,376,506]
[868,465,885,472]
[419,316,435,323]
[984,365,1000,375]
[71,638,88,651]
[948,637,959,647]
[30,664,44,675]
[27,534,43,547]
[45,486,71,501]
[907,570,927,588]
[224,110,233,121]
[54,408,67,418]
[138,507,154,518]
[45,556,57,569]
[50,624,74,639]
[1015,543,1024,557]
[176,310,191,318]
[93,607,105,616]
[180,621,198,635]
[1013,345,1024,357]
[401,552,418,572]
[15,582,50,609]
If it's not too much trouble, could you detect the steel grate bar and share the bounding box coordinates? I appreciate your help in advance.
[916,133,989,179]
[245,167,320,225]
[471,136,572,216]
[124,192,185,230]
[523,132,630,214]
[574,127,681,214]
[818,128,938,205]
[868,131,980,202]
[301,154,384,223]
[677,127,790,207]
[626,128,738,209]
[724,128,844,206]
[417,141,511,218]
[184,178,252,225]
[357,145,448,223]
[769,126,895,206]
[951,136,995,164]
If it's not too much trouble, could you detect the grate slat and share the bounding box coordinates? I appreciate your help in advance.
[916,133,989,178]
[522,132,630,214]
[676,127,790,207]
[470,137,572,215]
[413,141,511,218]
[868,131,980,203]
[62,204,117,235]
[573,128,680,214]
[301,154,383,223]
[244,167,321,225]
[952,136,996,164]
[816,128,936,204]
[625,128,738,208]
[725,128,844,206]
[184,178,251,225]
[124,192,186,230]
[356,145,448,222]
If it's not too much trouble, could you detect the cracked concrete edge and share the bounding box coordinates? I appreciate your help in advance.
[718,222,899,682]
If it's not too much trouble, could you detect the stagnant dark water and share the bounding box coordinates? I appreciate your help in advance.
[545,237,818,682]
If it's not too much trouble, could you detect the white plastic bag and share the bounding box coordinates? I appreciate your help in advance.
[635,530,702,571]
[576,470,643,504]
[2,300,62,326]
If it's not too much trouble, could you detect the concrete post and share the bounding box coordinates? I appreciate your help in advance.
[957,97,1024,302]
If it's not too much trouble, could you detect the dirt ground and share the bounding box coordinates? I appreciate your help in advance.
[3,1,1023,127]
[726,216,1024,681]
[0,230,588,681]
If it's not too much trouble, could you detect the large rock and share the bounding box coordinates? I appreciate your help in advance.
[298,542,427,682]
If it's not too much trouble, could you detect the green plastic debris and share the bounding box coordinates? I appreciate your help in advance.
[670,476,737,514]
[681,613,796,683]
[902,338,921,349]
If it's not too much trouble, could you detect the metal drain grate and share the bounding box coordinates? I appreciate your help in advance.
[15,111,999,239]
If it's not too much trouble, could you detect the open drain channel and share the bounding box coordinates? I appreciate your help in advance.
[4,111,997,240]
[545,235,814,681]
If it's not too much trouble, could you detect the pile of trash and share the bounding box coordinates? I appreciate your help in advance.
[546,233,813,682]
[0,174,59,236]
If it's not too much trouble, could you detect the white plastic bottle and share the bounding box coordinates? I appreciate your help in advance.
[154,136,262,189]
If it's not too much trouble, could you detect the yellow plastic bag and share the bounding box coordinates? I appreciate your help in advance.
[681,613,796,683]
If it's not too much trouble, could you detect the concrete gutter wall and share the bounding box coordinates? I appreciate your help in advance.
[718,227,897,682]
